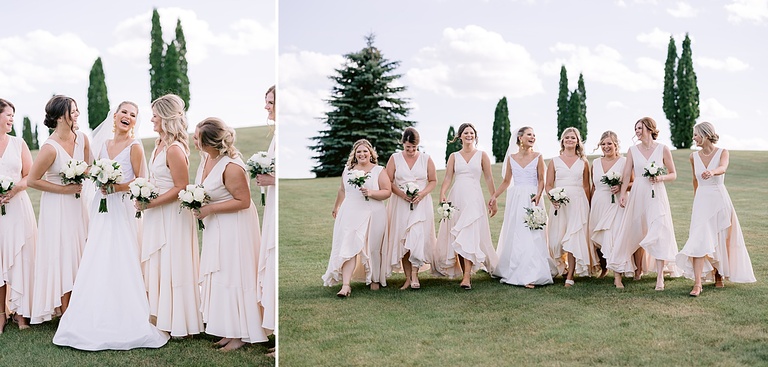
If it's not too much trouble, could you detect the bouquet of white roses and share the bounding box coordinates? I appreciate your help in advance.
[0,175,14,216]
[246,151,274,206]
[599,171,622,203]
[128,177,158,218]
[179,184,210,230]
[523,206,547,230]
[547,187,570,216]
[436,201,458,221]
[90,159,123,213]
[400,182,420,210]
[60,159,89,198]
[642,161,668,198]
[347,169,370,201]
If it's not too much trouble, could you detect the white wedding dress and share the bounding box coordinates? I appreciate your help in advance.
[53,140,169,351]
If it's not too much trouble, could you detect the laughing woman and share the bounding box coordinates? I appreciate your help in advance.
[322,139,391,297]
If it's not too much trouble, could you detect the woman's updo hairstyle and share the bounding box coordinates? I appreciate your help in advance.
[43,95,76,129]
[196,117,240,158]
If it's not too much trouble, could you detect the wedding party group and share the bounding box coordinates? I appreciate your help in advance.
[322,117,755,298]
[0,86,276,354]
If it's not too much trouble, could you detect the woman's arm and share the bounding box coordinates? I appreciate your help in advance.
[332,178,345,218]
[145,145,188,209]
[385,155,405,200]
[439,154,456,202]
[196,163,252,219]
[491,159,513,206]
[534,155,545,205]
[481,152,497,217]
[27,145,81,195]
[582,158,591,202]
[369,168,392,201]
[690,153,698,196]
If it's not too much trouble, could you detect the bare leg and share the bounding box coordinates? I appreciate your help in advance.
[564,252,576,287]
[214,338,234,348]
[337,257,356,297]
[690,257,704,296]
[220,338,246,352]
[60,291,72,315]
[596,247,608,278]
[613,272,624,289]
[0,285,5,333]
[400,252,412,290]
[410,266,420,289]
[633,248,645,280]
[714,269,724,288]
[460,257,473,289]
[655,259,665,290]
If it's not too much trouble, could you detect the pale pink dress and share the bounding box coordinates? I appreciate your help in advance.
[589,157,626,263]
[258,135,276,334]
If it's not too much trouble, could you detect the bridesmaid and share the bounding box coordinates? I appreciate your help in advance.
[322,139,391,297]
[675,122,756,296]
[138,94,203,337]
[28,95,90,323]
[588,131,628,278]
[0,99,36,332]
[255,85,276,341]
[433,123,498,290]
[608,117,681,290]
[384,127,437,290]
[490,126,553,288]
[193,117,268,351]
[546,127,596,287]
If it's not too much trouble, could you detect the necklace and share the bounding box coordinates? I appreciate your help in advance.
[700,148,716,157]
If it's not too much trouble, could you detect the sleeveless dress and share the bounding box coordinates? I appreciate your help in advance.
[493,154,554,286]
[588,157,626,262]
[548,157,596,277]
[433,151,498,277]
[196,155,268,343]
[607,144,681,276]
[0,135,37,320]
[31,131,89,324]
[322,165,388,287]
[141,142,203,336]
[53,140,169,350]
[384,152,436,278]
[675,149,756,283]
[258,135,276,334]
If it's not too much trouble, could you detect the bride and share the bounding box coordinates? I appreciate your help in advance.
[53,101,168,350]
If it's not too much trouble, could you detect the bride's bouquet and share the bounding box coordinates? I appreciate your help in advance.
[128,177,158,218]
[400,182,420,210]
[179,184,210,230]
[436,201,458,221]
[60,159,89,198]
[642,161,667,198]
[599,171,622,203]
[347,169,370,201]
[90,159,123,213]
[0,175,14,216]
[246,151,274,206]
[547,187,570,216]
[523,206,547,230]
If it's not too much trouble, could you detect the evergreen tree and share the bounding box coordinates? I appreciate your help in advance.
[32,124,39,149]
[491,97,511,162]
[445,125,462,164]
[163,41,183,102]
[576,73,588,142]
[9,124,16,136]
[662,36,678,137]
[22,116,35,149]
[566,89,585,139]
[556,65,569,139]
[673,33,699,149]
[87,57,110,130]
[174,19,190,111]
[149,8,165,101]
[310,34,414,177]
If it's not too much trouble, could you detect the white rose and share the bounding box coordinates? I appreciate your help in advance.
[180,191,194,203]
[185,184,196,191]
[648,166,658,175]
[64,167,76,179]
[192,190,205,202]
[130,185,141,196]
[140,186,152,198]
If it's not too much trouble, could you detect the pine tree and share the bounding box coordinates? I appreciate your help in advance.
[87,57,110,130]
[310,34,414,177]
[22,116,35,149]
[491,97,511,162]
[149,8,165,101]
[445,125,462,164]
[673,33,699,149]
[175,19,190,111]
[576,73,588,142]
[662,36,678,138]
[556,65,569,139]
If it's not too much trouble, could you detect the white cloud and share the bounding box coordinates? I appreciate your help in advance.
[696,56,750,72]
[108,7,275,65]
[725,0,768,23]
[716,133,768,150]
[700,98,739,120]
[541,43,662,92]
[406,25,544,100]
[667,2,698,17]
[279,51,345,127]
[0,30,98,95]
[606,101,628,109]
[636,28,687,49]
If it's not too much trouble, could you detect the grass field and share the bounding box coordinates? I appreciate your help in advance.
[3,125,275,366]
[279,149,768,366]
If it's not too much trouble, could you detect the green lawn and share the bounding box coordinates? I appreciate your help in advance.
[279,149,768,366]
[3,125,274,366]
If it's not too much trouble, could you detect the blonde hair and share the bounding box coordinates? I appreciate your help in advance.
[595,130,621,156]
[346,139,378,169]
[559,127,585,158]
[196,117,240,158]
[694,121,719,144]
[636,117,659,140]
[152,94,189,154]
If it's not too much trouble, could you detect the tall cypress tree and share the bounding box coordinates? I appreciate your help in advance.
[566,89,584,139]
[149,8,165,101]
[445,125,462,164]
[9,124,16,136]
[174,19,190,111]
[491,97,511,162]
[576,73,588,142]
[662,36,678,137]
[310,34,414,177]
[22,116,35,149]
[673,33,699,149]
[32,123,39,149]
[556,65,569,140]
[87,57,110,130]
[163,41,182,102]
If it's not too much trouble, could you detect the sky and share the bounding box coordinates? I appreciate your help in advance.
[3,0,276,142]
[279,0,768,178]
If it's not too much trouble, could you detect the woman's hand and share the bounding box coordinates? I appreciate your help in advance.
[332,207,339,218]
[619,193,628,208]
[610,185,620,194]
[701,170,713,180]
[194,206,212,220]
[62,183,82,196]
[360,187,369,199]
[256,173,275,186]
